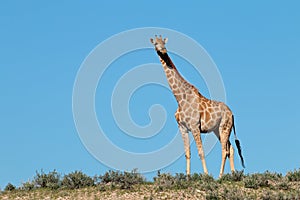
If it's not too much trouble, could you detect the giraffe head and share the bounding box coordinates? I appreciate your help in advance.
[150,35,168,54]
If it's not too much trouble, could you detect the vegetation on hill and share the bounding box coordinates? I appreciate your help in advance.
[1,169,300,199]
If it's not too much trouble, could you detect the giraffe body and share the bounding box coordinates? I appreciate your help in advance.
[150,36,244,177]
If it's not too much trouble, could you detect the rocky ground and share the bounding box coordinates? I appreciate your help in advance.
[1,181,300,200]
[1,170,300,199]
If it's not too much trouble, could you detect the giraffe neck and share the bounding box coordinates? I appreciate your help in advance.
[156,51,196,102]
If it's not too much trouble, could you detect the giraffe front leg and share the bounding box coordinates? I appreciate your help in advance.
[178,125,191,175]
[191,128,208,174]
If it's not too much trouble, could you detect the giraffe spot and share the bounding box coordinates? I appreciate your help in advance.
[181,101,186,107]
[187,107,193,114]
[191,103,198,109]
[188,93,194,98]
[200,105,205,111]
[182,105,188,111]
[186,89,192,94]
[201,111,205,122]
[180,113,185,119]
[192,111,198,118]
[177,96,182,101]
[185,101,191,107]
[188,98,194,104]
[208,120,215,128]
[192,98,199,103]
[212,113,217,119]
[205,111,211,121]
[200,110,204,117]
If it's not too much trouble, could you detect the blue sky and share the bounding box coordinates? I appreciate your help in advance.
[1,1,299,188]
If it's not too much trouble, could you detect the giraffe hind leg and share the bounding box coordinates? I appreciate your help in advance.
[228,141,235,172]
[214,129,234,177]
[219,128,231,178]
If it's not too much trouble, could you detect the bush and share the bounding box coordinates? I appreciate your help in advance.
[153,172,176,190]
[4,183,16,191]
[120,170,145,189]
[199,174,215,183]
[286,169,300,182]
[218,187,245,200]
[21,181,35,191]
[260,170,283,181]
[197,176,218,192]
[61,171,94,189]
[153,172,216,191]
[99,169,145,189]
[218,170,245,183]
[190,173,201,181]
[34,169,60,189]
[205,190,219,200]
[173,173,189,189]
[277,181,289,190]
[243,173,270,189]
[243,171,286,190]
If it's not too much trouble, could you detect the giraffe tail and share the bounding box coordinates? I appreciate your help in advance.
[232,115,245,168]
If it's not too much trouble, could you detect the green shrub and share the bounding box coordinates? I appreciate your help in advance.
[34,169,60,189]
[99,169,145,189]
[260,170,283,181]
[218,187,246,200]
[153,172,215,191]
[61,171,94,189]
[173,173,189,189]
[198,178,218,192]
[174,173,187,182]
[4,183,16,191]
[205,190,219,200]
[243,171,288,190]
[243,176,258,189]
[21,181,35,191]
[120,170,145,189]
[153,172,176,190]
[218,170,245,183]
[286,169,300,182]
[100,170,122,184]
[259,190,273,200]
[277,181,289,190]
[243,173,270,189]
[198,174,217,187]
[190,173,201,181]
[198,173,215,183]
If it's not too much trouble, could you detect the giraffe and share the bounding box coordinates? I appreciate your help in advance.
[150,35,245,177]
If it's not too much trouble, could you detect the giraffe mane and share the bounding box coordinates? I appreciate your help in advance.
[156,51,173,69]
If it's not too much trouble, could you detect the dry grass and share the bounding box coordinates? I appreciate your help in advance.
[1,170,300,200]
[1,182,300,200]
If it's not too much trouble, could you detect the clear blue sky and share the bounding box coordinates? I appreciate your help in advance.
[1,1,299,188]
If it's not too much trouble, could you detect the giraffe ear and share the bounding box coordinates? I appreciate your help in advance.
[164,38,168,44]
[150,38,155,44]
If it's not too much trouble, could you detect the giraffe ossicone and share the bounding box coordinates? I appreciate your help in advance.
[150,35,245,177]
